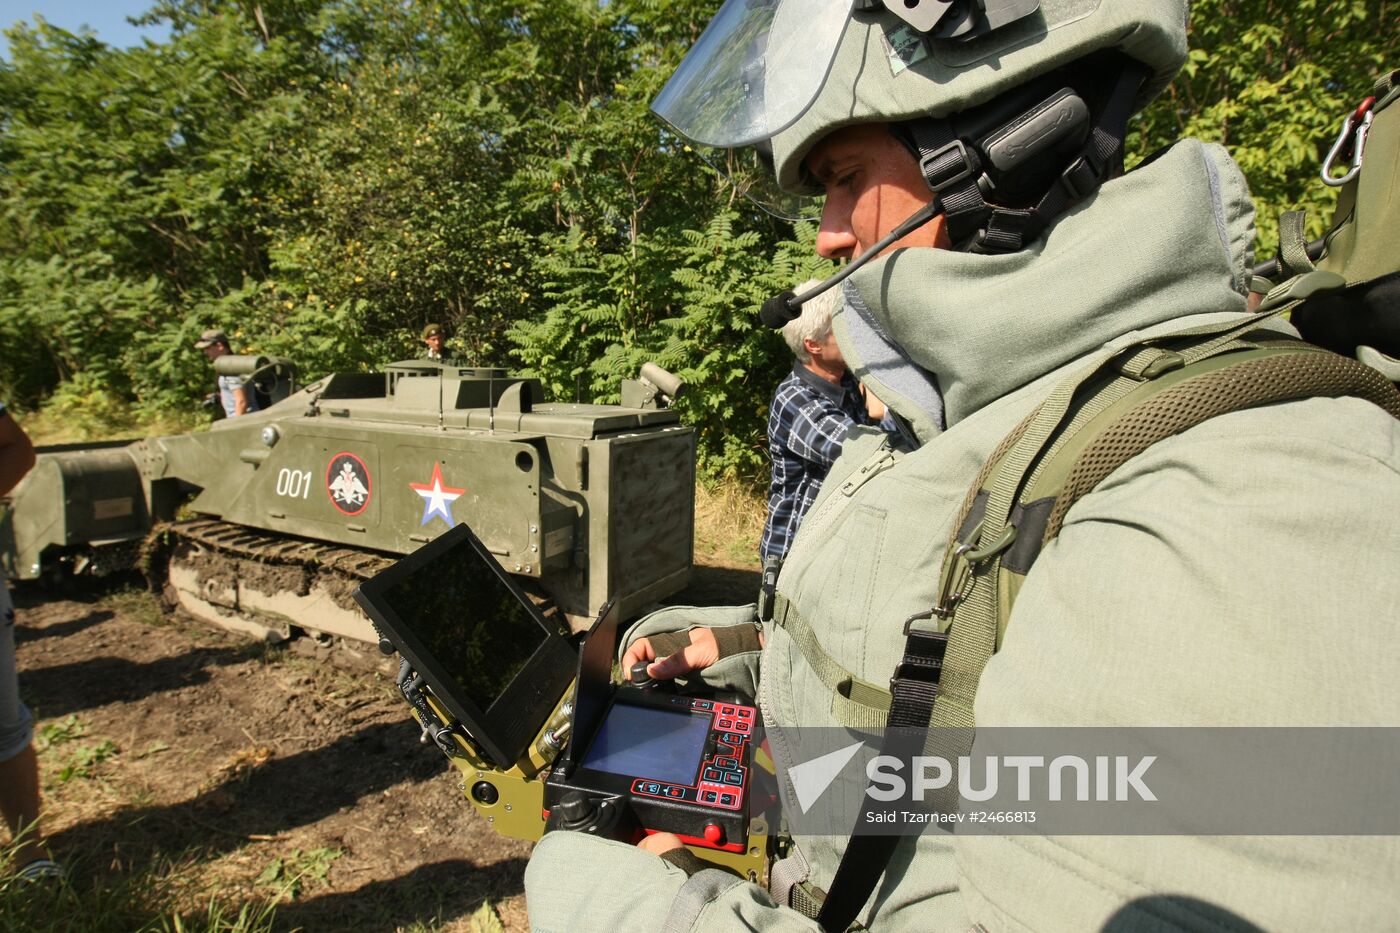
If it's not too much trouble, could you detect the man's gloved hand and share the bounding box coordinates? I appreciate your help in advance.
[621,623,763,683]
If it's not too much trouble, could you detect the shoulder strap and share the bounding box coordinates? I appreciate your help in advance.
[941,334,1400,679]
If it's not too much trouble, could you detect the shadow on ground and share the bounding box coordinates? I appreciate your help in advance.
[671,564,760,607]
[13,609,115,643]
[19,643,267,716]
[48,720,446,863]
[271,857,529,931]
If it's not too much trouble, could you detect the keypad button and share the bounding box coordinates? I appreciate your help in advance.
[733,721,751,734]
[704,768,722,782]
[724,771,743,785]
[720,793,736,806]
[715,757,736,769]
[737,708,753,719]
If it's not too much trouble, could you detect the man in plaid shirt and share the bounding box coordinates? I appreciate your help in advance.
[760,281,885,562]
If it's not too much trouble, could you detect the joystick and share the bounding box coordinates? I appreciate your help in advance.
[545,790,635,840]
[630,661,655,687]
[552,791,597,830]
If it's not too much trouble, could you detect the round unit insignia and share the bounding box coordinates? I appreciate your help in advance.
[326,452,372,515]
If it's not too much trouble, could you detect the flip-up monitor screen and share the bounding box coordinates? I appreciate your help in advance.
[353,522,577,768]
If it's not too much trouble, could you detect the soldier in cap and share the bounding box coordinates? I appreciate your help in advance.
[194,328,260,418]
[525,2,1400,931]
[421,323,449,361]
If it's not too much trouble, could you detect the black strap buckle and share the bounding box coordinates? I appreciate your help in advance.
[891,622,949,690]
[1059,155,1099,201]
[758,557,782,622]
[920,138,980,192]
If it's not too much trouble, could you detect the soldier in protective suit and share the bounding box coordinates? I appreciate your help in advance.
[525,2,1400,930]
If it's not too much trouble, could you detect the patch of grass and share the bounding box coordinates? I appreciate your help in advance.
[55,739,119,782]
[394,900,504,933]
[694,479,766,568]
[134,740,171,760]
[467,902,506,933]
[156,896,280,933]
[0,843,282,933]
[101,587,176,630]
[35,715,87,751]
[21,399,204,448]
[255,846,341,901]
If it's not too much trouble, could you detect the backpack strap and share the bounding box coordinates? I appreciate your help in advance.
[926,275,1394,729]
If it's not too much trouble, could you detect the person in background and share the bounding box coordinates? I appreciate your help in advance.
[421,323,449,361]
[760,279,887,564]
[194,329,260,418]
[0,403,59,882]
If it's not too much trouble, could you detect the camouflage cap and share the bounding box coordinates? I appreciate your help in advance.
[194,329,229,349]
[422,323,446,340]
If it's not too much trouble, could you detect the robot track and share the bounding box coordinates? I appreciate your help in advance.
[144,518,397,646]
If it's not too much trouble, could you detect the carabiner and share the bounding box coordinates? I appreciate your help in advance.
[1321,96,1375,188]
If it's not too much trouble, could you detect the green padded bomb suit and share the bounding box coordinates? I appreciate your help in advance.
[524,134,1400,931]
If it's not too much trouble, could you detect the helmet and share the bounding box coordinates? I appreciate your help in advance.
[655,1,1189,251]
[770,1,1187,194]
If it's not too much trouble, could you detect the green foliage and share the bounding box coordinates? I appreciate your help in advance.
[467,901,507,933]
[254,846,341,900]
[0,0,1390,469]
[1130,0,1393,258]
[55,738,119,782]
[35,714,87,750]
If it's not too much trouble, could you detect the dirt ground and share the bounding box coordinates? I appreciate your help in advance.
[9,560,759,932]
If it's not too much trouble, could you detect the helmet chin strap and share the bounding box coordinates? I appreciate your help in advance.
[759,200,941,329]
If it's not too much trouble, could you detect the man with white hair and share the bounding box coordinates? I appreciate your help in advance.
[761,279,884,563]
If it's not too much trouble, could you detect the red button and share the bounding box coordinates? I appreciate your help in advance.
[703,823,724,845]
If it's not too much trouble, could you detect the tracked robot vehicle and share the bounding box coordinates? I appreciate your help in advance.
[0,355,694,645]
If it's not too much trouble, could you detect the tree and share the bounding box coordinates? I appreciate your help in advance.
[0,0,1389,467]
[1131,0,1393,258]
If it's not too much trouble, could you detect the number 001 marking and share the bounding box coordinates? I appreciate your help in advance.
[275,468,312,499]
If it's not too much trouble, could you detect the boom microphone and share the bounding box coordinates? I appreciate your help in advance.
[760,291,800,328]
[758,200,941,329]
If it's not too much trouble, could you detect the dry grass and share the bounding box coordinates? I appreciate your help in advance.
[693,479,766,569]
[21,407,205,449]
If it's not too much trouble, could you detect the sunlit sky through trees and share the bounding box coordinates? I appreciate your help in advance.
[0,0,169,54]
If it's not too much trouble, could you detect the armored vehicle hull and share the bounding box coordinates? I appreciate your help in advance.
[2,362,694,644]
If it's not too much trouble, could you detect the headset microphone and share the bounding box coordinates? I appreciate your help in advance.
[758,200,941,329]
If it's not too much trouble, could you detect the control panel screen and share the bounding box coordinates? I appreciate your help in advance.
[380,542,547,712]
[581,702,711,786]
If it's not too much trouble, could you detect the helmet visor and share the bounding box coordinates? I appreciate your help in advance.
[651,0,855,149]
[688,141,820,222]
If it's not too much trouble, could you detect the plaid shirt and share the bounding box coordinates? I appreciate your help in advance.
[760,363,872,560]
